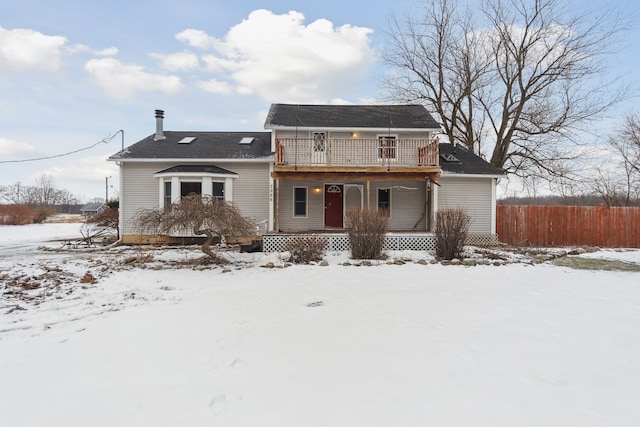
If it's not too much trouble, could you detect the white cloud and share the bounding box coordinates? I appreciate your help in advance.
[0,25,67,73]
[151,51,199,72]
[181,10,375,103]
[84,58,184,100]
[176,29,218,50]
[197,79,234,94]
[0,137,36,160]
[66,44,119,57]
[38,156,120,199]
[95,47,119,57]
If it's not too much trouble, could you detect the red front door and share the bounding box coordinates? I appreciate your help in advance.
[324,184,343,228]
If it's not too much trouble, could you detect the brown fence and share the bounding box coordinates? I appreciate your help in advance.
[496,205,640,248]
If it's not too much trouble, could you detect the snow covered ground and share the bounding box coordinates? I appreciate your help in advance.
[1,222,640,427]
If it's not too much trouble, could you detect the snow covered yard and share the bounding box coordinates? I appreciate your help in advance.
[1,223,640,427]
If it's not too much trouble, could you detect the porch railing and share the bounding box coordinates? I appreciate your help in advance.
[275,138,439,169]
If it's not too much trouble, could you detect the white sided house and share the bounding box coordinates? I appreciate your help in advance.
[109,105,504,250]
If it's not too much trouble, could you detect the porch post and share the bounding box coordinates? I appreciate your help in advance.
[431,179,438,232]
[366,180,371,210]
[275,178,280,232]
[428,179,434,232]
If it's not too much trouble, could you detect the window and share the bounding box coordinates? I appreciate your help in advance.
[378,188,391,217]
[293,187,308,217]
[213,182,224,201]
[154,167,237,209]
[378,136,397,159]
[181,182,202,197]
[164,181,172,207]
[313,132,327,152]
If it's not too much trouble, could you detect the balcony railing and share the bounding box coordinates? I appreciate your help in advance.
[275,138,439,169]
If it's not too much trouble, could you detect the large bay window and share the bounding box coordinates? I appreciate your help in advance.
[154,165,237,207]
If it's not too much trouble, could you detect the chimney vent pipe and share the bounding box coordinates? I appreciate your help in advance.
[154,109,166,141]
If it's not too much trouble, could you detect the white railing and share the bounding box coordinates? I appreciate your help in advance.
[275,138,439,168]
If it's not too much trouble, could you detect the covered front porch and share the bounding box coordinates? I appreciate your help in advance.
[270,171,440,233]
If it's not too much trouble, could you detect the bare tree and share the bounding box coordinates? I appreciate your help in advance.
[133,194,255,262]
[384,0,628,183]
[591,113,640,206]
[0,182,26,204]
[31,172,58,206]
[610,113,640,175]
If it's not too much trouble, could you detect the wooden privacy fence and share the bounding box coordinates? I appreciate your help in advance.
[496,205,640,248]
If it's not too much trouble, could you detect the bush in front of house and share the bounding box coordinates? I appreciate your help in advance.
[0,204,38,225]
[283,236,327,264]
[133,194,255,263]
[87,207,120,240]
[435,209,471,260]
[346,208,388,260]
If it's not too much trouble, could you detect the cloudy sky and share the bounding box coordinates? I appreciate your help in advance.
[0,0,638,201]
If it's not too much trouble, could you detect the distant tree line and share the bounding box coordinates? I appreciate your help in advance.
[499,194,640,207]
[0,173,98,224]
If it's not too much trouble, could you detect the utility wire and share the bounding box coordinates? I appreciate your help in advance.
[0,130,122,164]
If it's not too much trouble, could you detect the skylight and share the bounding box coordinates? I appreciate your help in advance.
[239,137,254,145]
[440,153,460,162]
[178,136,196,144]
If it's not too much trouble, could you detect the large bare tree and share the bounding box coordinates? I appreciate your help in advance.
[384,0,628,182]
[591,113,640,206]
[611,113,640,176]
[134,194,255,262]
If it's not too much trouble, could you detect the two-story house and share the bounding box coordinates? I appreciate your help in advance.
[109,105,503,251]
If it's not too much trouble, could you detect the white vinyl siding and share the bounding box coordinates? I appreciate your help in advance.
[437,176,494,234]
[214,162,270,225]
[121,162,172,235]
[120,161,271,237]
[370,182,427,231]
[278,181,325,231]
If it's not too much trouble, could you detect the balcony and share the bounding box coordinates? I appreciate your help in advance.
[274,137,439,173]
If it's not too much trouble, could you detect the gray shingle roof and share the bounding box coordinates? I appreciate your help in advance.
[264,104,441,129]
[155,165,238,175]
[109,131,272,160]
[439,143,504,176]
[80,202,105,212]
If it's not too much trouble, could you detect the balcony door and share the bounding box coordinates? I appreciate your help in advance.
[324,184,343,228]
[311,131,327,165]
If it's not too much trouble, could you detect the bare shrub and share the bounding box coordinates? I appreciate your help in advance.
[87,207,119,239]
[283,236,326,264]
[0,204,37,225]
[346,208,388,259]
[435,209,471,260]
[32,205,57,223]
[133,194,255,263]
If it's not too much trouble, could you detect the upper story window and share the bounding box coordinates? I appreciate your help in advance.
[378,135,397,159]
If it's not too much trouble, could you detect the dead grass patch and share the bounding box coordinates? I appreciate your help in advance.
[553,257,640,272]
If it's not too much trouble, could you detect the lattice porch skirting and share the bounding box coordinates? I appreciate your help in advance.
[262,233,498,253]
